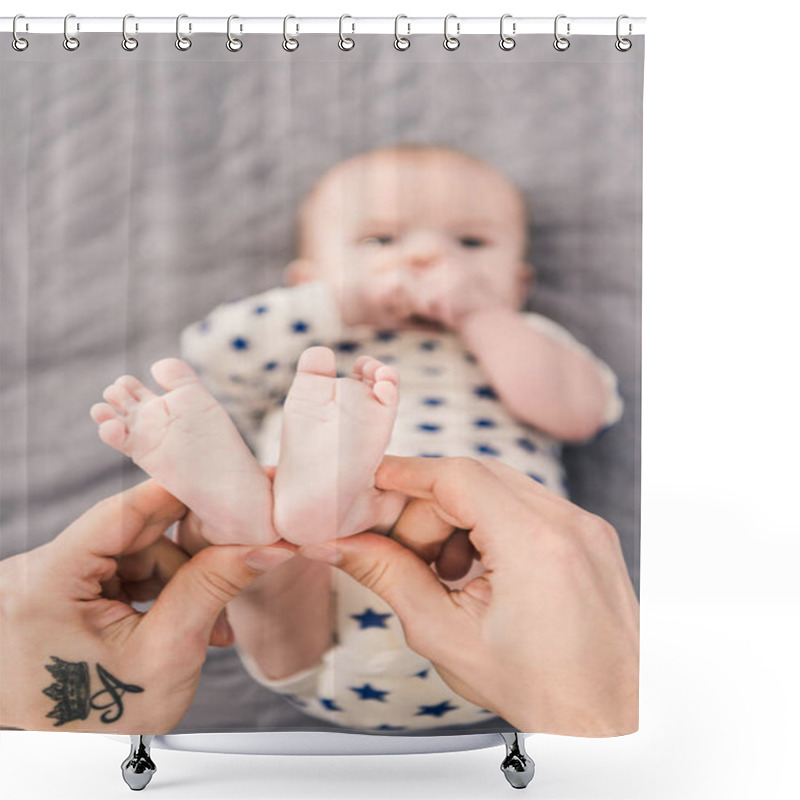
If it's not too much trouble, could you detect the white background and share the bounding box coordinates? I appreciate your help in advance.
[1,1,798,798]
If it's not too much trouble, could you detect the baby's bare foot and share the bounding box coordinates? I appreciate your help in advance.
[90,358,277,545]
[274,347,405,545]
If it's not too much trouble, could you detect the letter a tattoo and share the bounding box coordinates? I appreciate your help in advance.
[43,657,143,727]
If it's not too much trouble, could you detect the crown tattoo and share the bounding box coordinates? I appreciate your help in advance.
[42,656,91,726]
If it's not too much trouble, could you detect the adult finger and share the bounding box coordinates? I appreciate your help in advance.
[54,480,186,561]
[299,533,460,657]
[117,536,189,593]
[174,512,213,556]
[435,530,478,582]
[141,545,296,653]
[390,498,455,563]
[111,535,235,648]
[375,456,513,529]
[376,456,534,553]
[46,481,186,598]
[479,458,584,521]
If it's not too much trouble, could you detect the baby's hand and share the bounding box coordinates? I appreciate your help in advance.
[405,266,506,330]
[337,272,415,328]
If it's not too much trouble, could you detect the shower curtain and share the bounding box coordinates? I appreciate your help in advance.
[0,26,642,737]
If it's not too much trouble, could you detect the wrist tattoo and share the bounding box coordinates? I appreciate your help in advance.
[42,656,144,727]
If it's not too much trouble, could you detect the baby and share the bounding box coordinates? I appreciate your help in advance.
[91,145,622,730]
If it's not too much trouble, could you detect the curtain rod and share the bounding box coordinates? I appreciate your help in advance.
[0,16,646,36]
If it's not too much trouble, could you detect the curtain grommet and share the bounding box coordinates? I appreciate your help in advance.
[615,15,632,51]
[553,15,570,52]
[226,15,243,52]
[499,14,516,51]
[394,15,411,51]
[63,13,80,51]
[175,14,192,51]
[443,14,460,51]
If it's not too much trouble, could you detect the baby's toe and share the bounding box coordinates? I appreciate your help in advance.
[97,418,129,452]
[358,357,382,385]
[374,364,399,386]
[150,358,201,392]
[102,379,138,413]
[90,402,119,425]
[296,346,337,377]
[373,377,399,409]
[351,355,372,380]
[117,374,156,402]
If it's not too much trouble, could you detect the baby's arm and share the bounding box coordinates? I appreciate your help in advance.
[180,281,343,442]
[457,307,622,442]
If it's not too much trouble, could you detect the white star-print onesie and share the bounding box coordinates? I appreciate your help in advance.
[181,281,623,730]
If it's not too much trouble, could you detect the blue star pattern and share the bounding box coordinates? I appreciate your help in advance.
[319,698,343,712]
[230,336,249,350]
[253,304,269,314]
[527,473,545,484]
[263,361,279,371]
[337,340,360,353]
[291,320,309,333]
[415,669,429,679]
[415,700,459,718]
[419,340,439,351]
[475,443,501,456]
[375,330,397,342]
[375,724,406,731]
[418,423,442,433]
[351,608,393,629]
[517,436,537,452]
[474,384,499,400]
[474,418,496,428]
[350,684,390,702]
[422,397,445,406]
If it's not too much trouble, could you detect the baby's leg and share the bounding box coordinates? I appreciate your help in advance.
[90,358,277,545]
[274,347,405,545]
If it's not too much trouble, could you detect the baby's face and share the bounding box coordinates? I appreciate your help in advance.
[292,149,531,328]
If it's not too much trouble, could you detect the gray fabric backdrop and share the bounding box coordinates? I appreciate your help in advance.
[0,33,643,734]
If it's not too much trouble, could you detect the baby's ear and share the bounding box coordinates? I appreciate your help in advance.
[518,262,535,299]
[285,258,319,286]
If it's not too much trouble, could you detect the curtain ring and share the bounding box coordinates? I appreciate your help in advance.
[394,14,410,51]
[443,14,460,51]
[338,14,355,51]
[615,15,632,52]
[283,15,299,51]
[553,14,570,52]
[63,13,80,51]
[499,14,516,51]
[12,15,29,52]
[122,14,139,51]
[175,14,192,51]
[227,15,243,51]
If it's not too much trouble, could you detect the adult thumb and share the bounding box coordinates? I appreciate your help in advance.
[142,545,295,651]
[300,533,456,658]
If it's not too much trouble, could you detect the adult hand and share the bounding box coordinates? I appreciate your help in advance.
[0,479,293,733]
[299,456,640,736]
